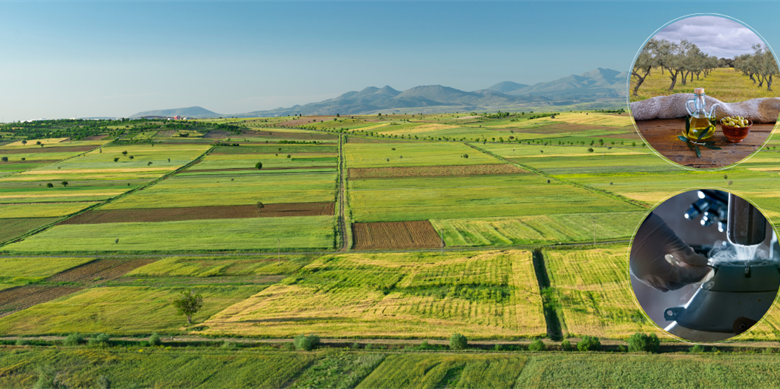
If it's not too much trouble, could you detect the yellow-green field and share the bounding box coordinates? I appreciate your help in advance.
[630,67,779,103]
[201,250,546,339]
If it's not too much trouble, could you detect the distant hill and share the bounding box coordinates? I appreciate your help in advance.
[485,81,529,94]
[131,69,628,118]
[130,106,221,119]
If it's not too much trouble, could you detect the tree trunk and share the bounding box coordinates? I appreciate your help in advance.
[632,68,650,96]
[758,75,765,88]
[768,74,773,91]
[667,69,679,91]
[750,73,756,84]
[680,71,687,85]
[187,315,192,325]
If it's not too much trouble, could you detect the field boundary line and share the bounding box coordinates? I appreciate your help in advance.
[531,249,563,341]
[0,146,215,248]
[464,142,651,209]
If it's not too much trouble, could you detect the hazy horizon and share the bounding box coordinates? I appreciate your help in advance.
[2,2,780,122]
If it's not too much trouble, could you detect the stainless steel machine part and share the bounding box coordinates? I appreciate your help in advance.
[727,194,767,246]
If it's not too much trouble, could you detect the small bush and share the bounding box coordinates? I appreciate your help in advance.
[63,333,84,346]
[493,344,502,351]
[283,342,295,351]
[221,341,236,349]
[561,340,573,351]
[690,344,705,353]
[577,336,601,351]
[294,334,320,351]
[149,332,161,346]
[628,333,660,353]
[528,339,546,352]
[350,342,360,350]
[365,344,374,350]
[450,333,467,350]
[255,162,263,170]
[33,365,68,389]
[15,338,29,346]
[88,333,110,348]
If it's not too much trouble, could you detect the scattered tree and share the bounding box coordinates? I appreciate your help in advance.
[450,333,467,350]
[113,157,119,162]
[255,162,263,170]
[1,157,7,162]
[149,332,162,346]
[294,334,320,351]
[628,332,660,353]
[46,183,53,188]
[577,335,601,351]
[172,289,204,325]
[528,339,546,351]
[61,181,68,187]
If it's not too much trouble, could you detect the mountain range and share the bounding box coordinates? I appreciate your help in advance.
[130,68,628,118]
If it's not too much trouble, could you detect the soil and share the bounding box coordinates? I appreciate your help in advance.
[60,202,335,224]
[349,164,526,179]
[46,258,158,283]
[0,286,83,315]
[352,221,442,250]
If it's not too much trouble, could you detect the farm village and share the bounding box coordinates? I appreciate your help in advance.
[2,108,780,388]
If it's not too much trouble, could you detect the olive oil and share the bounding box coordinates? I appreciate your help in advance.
[686,115,715,142]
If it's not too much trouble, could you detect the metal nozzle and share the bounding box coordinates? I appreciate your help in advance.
[727,194,766,246]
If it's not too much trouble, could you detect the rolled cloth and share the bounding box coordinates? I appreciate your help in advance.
[630,94,780,123]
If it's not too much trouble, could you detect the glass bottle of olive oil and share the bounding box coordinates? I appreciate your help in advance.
[684,88,719,142]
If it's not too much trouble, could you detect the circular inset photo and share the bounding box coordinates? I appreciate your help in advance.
[630,190,780,342]
[629,15,780,169]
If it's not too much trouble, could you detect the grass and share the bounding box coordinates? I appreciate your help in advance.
[103,171,337,209]
[630,67,779,103]
[514,354,780,388]
[0,257,94,283]
[357,354,527,389]
[349,174,642,222]
[543,245,656,339]
[201,250,546,339]
[0,285,265,335]
[213,144,338,154]
[345,142,502,168]
[0,202,99,218]
[431,211,646,247]
[1,216,336,253]
[0,348,316,389]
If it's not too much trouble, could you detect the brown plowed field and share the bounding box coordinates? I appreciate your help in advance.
[60,202,335,224]
[47,258,158,283]
[349,164,526,179]
[185,166,334,173]
[0,145,96,154]
[0,286,83,315]
[352,221,442,250]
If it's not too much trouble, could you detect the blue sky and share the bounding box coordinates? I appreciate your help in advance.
[2,1,779,121]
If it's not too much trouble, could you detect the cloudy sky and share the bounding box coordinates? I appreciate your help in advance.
[654,15,766,58]
[2,2,780,121]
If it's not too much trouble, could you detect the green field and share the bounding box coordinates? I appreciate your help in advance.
[192,152,337,170]
[126,255,313,277]
[103,171,337,209]
[0,218,59,243]
[345,142,502,168]
[2,216,336,253]
[357,354,527,389]
[349,174,642,222]
[201,250,546,339]
[0,202,99,218]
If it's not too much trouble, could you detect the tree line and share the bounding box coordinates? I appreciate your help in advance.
[734,44,779,91]
[632,39,721,95]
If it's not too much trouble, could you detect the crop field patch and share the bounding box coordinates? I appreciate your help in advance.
[0,257,95,284]
[492,123,635,134]
[46,258,159,283]
[0,202,99,218]
[357,354,527,389]
[127,255,313,278]
[201,250,546,338]
[212,144,339,154]
[103,171,337,209]
[544,245,656,338]
[432,212,645,247]
[61,202,334,224]
[349,164,526,179]
[0,285,265,335]
[349,174,642,222]
[0,217,59,243]
[2,216,336,253]
[0,286,83,316]
[509,154,677,175]
[515,354,780,388]
[0,145,97,154]
[346,142,502,168]
[0,349,317,389]
[353,221,442,250]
